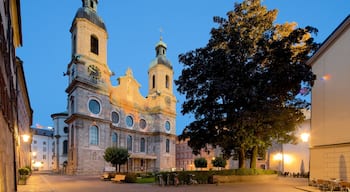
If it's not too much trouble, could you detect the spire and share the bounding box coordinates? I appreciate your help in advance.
[155,28,167,57]
[82,0,98,11]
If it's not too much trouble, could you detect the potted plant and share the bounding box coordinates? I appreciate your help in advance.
[18,167,30,185]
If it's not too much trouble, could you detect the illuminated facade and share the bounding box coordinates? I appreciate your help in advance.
[308,15,350,181]
[31,128,54,171]
[64,0,176,175]
[0,0,33,191]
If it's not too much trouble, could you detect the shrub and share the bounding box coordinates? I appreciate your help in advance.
[18,168,30,176]
[124,173,137,183]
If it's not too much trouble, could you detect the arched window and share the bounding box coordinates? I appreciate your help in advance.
[70,126,74,147]
[112,132,118,147]
[140,138,145,152]
[152,75,155,89]
[127,135,132,151]
[89,125,99,145]
[166,139,170,153]
[165,75,169,89]
[90,35,99,55]
[63,140,68,154]
[70,97,75,114]
[111,111,119,124]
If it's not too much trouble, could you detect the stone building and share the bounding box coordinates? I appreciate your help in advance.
[31,128,54,171]
[0,0,32,191]
[308,15,350,181]
[63,0,176,175]
[51,112,69,173]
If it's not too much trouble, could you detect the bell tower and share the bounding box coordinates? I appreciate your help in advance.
[148,37,174,97]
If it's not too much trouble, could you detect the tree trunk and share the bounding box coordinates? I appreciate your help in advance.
[250,146,258,169]
[238,147,245,168]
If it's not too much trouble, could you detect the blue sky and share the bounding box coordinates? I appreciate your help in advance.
[18,1,349,135]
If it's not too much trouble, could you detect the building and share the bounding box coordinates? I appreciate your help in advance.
[51,112,69,173]
[176,138,267,171]
[63,0,176,175]
[0,0,33,191]
[31,128,54,171]
[308,15,350,181]
[268,110,310,175]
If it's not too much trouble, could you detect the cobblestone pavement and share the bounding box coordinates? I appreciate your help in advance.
[18,172,319,192]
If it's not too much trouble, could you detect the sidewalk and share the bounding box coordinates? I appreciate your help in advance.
[17,172,321,192]
[17,172,55,192]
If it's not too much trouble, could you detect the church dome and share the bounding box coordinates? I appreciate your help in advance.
[149,39,172,69]
[72,7,107,31]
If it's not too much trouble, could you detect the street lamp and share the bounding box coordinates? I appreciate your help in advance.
[22,134,30,142]
[301,133,310,142]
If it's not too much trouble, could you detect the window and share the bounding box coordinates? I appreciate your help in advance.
[43,141,46,145]
[33,140,37,144]
[70,97,75,114]
[165,75,169,88]
[70,126,74,147]
[111,111,119,124]
[127,135,132,151]
[165,121,171,131]
[152,75,155,89]
[89,125,99,145]
[63,140,68,154]
[126,116,133,127]
[139,119,146,129]
[112,132,118,147]
[64,127,68,134]
[166,139,170,153]
[88,99,101,114]
[90,35,99,55]
[43,155,46,160]
[140,138,145,152]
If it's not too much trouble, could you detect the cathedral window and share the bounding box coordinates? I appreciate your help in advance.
[63,140,68,154]
[165,121,171,131]
[89,125,99,145]
[140,138,145,152]
[139,119,146,129]
[112,132,118,147]
[165,75,169,89]
[70,126,74,147]
[127,135,133,151]
[111,111,119,124]
[152,75,155,89]
[90,35,99,55]
[88,99,101,114]
[126,115,134,127]
[166,139,170,153]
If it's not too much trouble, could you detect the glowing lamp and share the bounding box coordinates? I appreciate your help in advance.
[22,134,30,142]
[301,133,310,142]
[321,74,330,81]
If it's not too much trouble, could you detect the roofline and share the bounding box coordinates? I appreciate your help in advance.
[307,15,350,66]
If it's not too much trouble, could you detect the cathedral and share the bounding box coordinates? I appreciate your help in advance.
[63,0,177,175]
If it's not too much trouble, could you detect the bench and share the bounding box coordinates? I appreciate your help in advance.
[111,174,126,183]
[100,172,111,181]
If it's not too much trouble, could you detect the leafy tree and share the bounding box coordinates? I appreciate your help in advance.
[194,157,207,170]
[212,156,227,169]
[103,147,129,172]
[176,0,318,168]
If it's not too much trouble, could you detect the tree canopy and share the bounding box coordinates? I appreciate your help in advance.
[103,147,129,172]
[175,0,318,168]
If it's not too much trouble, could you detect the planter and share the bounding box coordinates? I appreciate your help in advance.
[18,175,28,185]
[213,174,278,184]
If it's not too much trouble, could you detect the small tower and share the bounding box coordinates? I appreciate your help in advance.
[148,36,174,97]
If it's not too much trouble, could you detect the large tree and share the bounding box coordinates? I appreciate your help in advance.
[103,147,129,172]
[176,0,318,168]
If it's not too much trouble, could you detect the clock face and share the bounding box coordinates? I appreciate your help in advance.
[88,65,101,80]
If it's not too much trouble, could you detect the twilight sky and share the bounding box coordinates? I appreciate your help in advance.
[17,1,349,135]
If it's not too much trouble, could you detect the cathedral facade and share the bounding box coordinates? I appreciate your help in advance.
[64,0,176,175]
